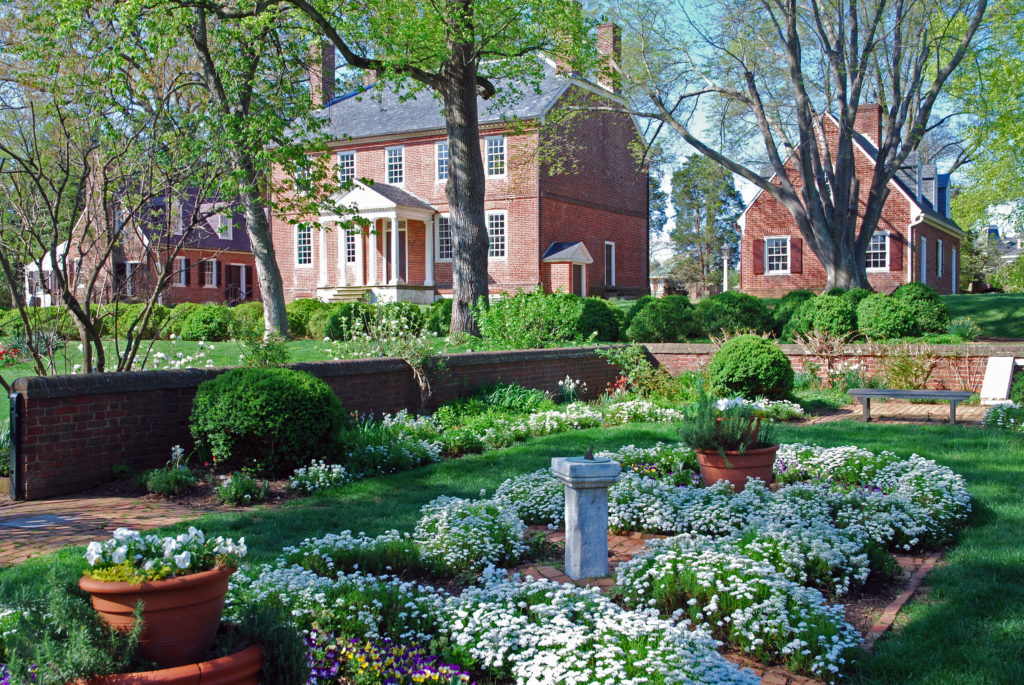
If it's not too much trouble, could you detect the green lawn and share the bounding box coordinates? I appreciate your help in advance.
[941,293,1024,340]
[1,420,1021,683]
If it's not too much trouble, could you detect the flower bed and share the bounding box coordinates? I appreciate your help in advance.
[983,402,1024,433]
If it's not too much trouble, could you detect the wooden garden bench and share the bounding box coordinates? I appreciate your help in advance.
[847,388,974,425]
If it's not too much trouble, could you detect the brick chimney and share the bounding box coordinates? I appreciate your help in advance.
[309,40,335,107]
[854,103,882,146]
[363,69,378,87]
[597,23,622,94]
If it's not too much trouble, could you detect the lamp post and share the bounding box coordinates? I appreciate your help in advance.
[721,244,732,293]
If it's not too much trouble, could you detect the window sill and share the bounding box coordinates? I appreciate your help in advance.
[866,267,889,273]
[765,271,791,276]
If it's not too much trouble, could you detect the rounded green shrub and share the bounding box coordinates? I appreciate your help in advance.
[425,298,453,336]
[231,301,265,338]
[708,334,794,399]
[577,297,623,342]
[625,295,655,325]
[842,288,873,310]
[772,289,816,336]
[472,288,590,349]
[305,308,333,340]
[811,294,857,338]
[857,294,916,340]
[190,367,348,477]
[324,302,374,340]
[782,297,819,340]
[382,301,426,335]
[625,295,701,343]
[179,303,234,341]
[892,283,949,333]
[825,287,848,297]
[110,303,170,340]
[696,291,773,336]
[167,302,200,337]
[285,298,331,339]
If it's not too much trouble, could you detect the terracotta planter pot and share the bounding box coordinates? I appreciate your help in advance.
[694,444,779,493]
[78,643,262,685]
[79,566,234,668]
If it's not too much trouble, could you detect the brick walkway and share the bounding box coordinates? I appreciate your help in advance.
[0,494,203,567]
[804,400,987,425]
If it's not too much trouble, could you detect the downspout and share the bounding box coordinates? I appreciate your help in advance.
[8,391,22,500]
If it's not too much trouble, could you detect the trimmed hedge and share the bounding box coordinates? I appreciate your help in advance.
[231,302,265,338]
[696,291,773,336]
[782,297,819,340]
[841,288,873,310]
[625,295,655,325]
[425,298,453,336]
[190,367,348,477]
[772,289,816,336]
[577,297,623,342]
[473,288,591,349]
[178,303,234,341]
[892,283,950,333]
[285,298,331,339]
[708,334,794,399]
[811,294,857,338]
[857,294,917,340]
[167,303,200,338]
[625,295,701,343]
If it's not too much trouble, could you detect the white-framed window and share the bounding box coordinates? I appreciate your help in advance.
[338,151,355,183]
[386,146,404,185]
[486,211,506,259]
[296,225,312,265]
[345,232,357,263]
[765,236,790,274]
[436,141,449,181]
[866,231,889,270]
[219,213,233,241]
[125,261,140,296]
[436,215,453,261]
[937,239,944,277]
[293,158,313,195]
[604,241,616,286]
[485,136,506,177]
[174,257,187,287]
[920,237,927,284]
[202,260,217,288]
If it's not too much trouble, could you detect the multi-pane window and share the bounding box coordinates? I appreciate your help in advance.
[345,232,357,263]
[174,257,187,286]
[937,239,944,277]
[866,232,889,269]
[436,216,453,261]
[765,237,790,273]
[386,146,404,184]
[485,136,506,177]
[202,260,217,287]
[297,226,312,265]
[219,213,233,241]
[338,151,355,182]
[604,242,616,286]
[436,141,449,181]
[487,212,506,258]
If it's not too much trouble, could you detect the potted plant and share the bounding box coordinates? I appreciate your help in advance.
[679,390,779,492]
[78,527,246,668]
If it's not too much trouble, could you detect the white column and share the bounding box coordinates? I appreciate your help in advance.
[368,221,378,285]
[339,232,349,286]
[240,265,247,301]
[425,217,435,287]
[318,224,328,287]
[389,212,400,284]
[356,229,365,286]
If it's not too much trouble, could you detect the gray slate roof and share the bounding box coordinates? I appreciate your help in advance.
[366,182,435,211]
[320,60,569,141]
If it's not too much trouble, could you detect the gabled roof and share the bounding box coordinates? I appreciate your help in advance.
[319,59,572,142]
[542,241,593,264]
[325,180,436,222]
[363,182,436,212]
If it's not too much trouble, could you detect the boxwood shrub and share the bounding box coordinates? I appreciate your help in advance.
[190,367,348,477]
[625,295,701,342]
[425,298,453,336]
[771,289,816,336]
[841,288,873,310]
[577,297,623,342]
[782,296,819,340]
[857,294,916,340]
[708,334,794,399]
[167,302,200,337]
[696,291,773,336]
[811,294,857,338]
[285,298,331,339]
[110,303,170,340]
[892,282,950,332]
[231,301,265,338]
[178,303,234,341]
[324,302,374,340]
[473,288,589,349]
[624,295,655,325]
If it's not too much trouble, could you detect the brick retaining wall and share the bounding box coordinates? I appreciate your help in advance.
[8,348,620,501]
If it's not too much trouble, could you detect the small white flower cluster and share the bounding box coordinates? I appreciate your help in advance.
[616,534,861,683]
[288,459,350,494]
[602,399,686,425]
[414,496,527,574]
[555,374,587,403]
[84,526,245,576]
[144,339,215,370]
[493,469,565,526]
[446,567,759,685]
[983,402,1024,434]
[280,529,415,574]
[715,396,805,420]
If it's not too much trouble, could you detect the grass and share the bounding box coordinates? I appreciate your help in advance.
[2,420,1022,682]
[941,292,1024,340]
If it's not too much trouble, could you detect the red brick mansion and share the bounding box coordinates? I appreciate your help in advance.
[739,105,964,297]
[270,26,649,304]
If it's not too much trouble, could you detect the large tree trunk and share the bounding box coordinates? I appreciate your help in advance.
[819,233,871,290]
[442,46,489,336]
[240,187,289,337]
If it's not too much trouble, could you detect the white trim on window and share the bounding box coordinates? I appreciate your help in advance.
[937,239,944,277]
[386,145,404,185]
[296,225,313,267]
[865,231,889,272]
[125,261,140,296]
[952,248,958,292]
[486,211,507,259]
[765,235,790,275]
[435,214,453,262]
[920,237,927,284]
[173,256,187,287]
[485,135,506,178]
[435,141,449,182]
[345,232,357,263]
[337,150,355,183]
[202,260,217,288]
[604,241,616,286]
[220,213,233,241]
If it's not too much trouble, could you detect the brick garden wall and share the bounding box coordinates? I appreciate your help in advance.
[8,348,620,501]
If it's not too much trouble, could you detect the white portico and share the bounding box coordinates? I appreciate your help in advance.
[317,180,438,304]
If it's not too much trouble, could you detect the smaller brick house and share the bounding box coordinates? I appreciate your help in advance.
[271,25,649,304]
[738,106,964,296]
[25,194,261,308]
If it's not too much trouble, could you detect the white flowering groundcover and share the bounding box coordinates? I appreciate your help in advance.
[232,439,970,684]
[983,402,1024,434]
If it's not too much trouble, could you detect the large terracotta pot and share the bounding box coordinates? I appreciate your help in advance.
[694,444,779,492]
[79,566,234,668]
[78,643,262,685]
